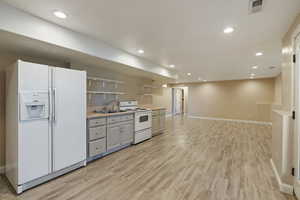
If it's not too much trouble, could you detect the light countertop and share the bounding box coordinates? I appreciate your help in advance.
[87,111,135,119]
[139,105,166,111]
[87,105,166,119]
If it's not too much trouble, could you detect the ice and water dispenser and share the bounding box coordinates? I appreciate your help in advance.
[20,91,49,120]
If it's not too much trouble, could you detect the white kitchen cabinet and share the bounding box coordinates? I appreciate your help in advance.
[87,113,134,161]
[89,138,106,157]
[160,115,166,130]
[152,109,166,136]
[89,125,106,141]
[107,125,121,151]
[152,117,160,134]
[120,122,134,145]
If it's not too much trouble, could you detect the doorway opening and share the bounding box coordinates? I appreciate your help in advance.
[172,88,185,115]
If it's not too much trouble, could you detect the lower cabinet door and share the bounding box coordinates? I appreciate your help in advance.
[160,115,166,131]
[107,125,121,151]
[120,122,134,145]
[89,138,106,157]
[152,117,160,134]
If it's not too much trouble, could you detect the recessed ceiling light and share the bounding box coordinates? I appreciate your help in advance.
[250,73,255,76]
[203,80,207,82]
[187,73,191,76]
[53,11,67,19]
[252,66,258,69]
[138,49,144,54]
[255,52,263,56]
[162,84,167,88]
[224,27,234,34]
[169,64,175,68]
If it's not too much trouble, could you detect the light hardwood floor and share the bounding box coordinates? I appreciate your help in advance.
[0,116,295,200]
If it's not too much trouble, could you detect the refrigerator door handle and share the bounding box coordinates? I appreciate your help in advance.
[48,88,52,121]
[53,88,57,122]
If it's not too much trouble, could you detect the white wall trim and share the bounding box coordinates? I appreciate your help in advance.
[0,166,5,174]
[270,159,294,195]
[187,115,272,125]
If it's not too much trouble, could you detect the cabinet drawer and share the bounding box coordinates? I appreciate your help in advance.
[108,116,121,124]
[89,118,106,127]
[89,138,106,157]
[108,114,133,124]
[152,110,160,116]
[120,114,134,122]
[89,126,106,141]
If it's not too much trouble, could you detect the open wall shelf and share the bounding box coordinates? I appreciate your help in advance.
[87,76,124,84]
[87,91,125,95]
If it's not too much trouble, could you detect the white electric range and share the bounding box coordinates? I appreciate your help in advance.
[119,101,152,144]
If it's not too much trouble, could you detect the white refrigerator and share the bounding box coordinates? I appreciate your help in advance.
[6,60,86,194]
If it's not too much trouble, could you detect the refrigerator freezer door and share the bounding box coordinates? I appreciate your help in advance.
[52,67,86,172]
[18,61,50,184]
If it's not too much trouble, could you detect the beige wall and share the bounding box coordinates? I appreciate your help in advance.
[173,78,275,122]
[152,87,173,115]
[274,74,283,106]
[0,65,6,168]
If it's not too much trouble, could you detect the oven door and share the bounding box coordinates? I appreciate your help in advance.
[135,112,152,132]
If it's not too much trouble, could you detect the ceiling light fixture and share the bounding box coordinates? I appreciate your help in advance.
[187,73,191,76]
[250,73,255,76]
[169,64,175,68]
[138,49,144,54]
[255,52,263,56]
[252,66,258,69]
[203,80,207,82]
[223,27,234,34]
[53,11,67,19]
[162,84,168,88]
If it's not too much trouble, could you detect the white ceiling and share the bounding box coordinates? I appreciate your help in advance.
[2,0,300,82]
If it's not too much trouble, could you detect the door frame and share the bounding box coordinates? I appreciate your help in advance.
[293,31,300,197]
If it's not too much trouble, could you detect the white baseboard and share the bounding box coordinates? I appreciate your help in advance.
[187,115,272,125]
[0,166,4,174]
[270,159,294,195]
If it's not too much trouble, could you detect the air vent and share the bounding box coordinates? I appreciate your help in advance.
[249,0,264,14]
